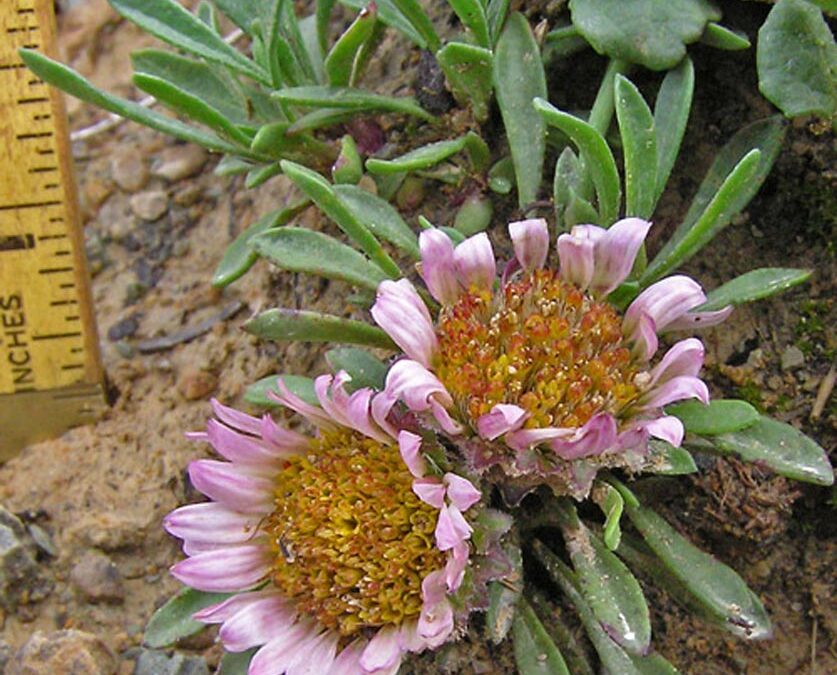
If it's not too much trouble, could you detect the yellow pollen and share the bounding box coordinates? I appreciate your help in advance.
[263,429,445,636]
[435,269,640,430]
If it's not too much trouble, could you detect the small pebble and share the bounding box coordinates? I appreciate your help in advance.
[70,550,125,604]
[177,370,218,401]
[107,316,139,342]
[152,145,207,182]
[114,341,135,359]
[129,190,168,221]
[780,345,805,371]
[111,152,149,193]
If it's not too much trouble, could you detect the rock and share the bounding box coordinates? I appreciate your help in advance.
[0,506,50,610]
[9,630,116,675]
[0,639,12,674]
[69,511,149,552]
[132,649,210,675]
[151,146,207,182]
[177,370,218,401]
[70,551,125,604]
[111,152,149,193]
[107,316,140,342]
[129,191,168,222]
[780,345,805,371]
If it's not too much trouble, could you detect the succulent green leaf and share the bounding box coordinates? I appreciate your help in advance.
[219,648,257,675]
[245,308,397,349]
[544,25,589,61]
[486,544,522,644]
[757,0,837,119]
[215,156,255,177]
[615,75,657,219]
[212,202,308,287]
[253,227,388,290]
[528,592,596,675]
[616,493,773,640]
[109,0,270,84]
[245,162,284,188]
[144,587,231,648]
[211,0,259,34]
[340,0,427,47]
[593,482,624,550]
[569,0,719,71]
[391,0,441,52]
[19,51,245,157]
[273,86,433,121]
[245,374,318,407]
[325,3,377,86]
[487,0,511,43]
[512,597,571,675]
[536,99,621,225]
[316,0,337,51]
[643,116,785,284]
[280,161,402,278]
[454,194,493,236]
[653,57,694,202]
[448,0,491,48]
[494,13,548,208]
[286,108,358,134]
[666,399,760,435]
[647,441,699,475]
[488,156,515,195]
[710,416,834,486]
[697,268,812,311]
[332,135,364,184]
[366,136,470,174]
[701,23,751,50]
[324,348,388,390]
[436,42,493,122]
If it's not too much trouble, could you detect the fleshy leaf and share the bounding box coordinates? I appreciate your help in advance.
[544,25,589,61]
[494,13,548,208]
[391,0,441,52]
[366,132,487,175]
[615,74,657,219]
[697,268,813,311]
[219,648,257,675]
[325,347,388,391]
[528,592,596,675]
[647,441,699,475]
[244,308,397,349]
[245,374,319,407]
[593,482,624,550]
[449,0,491,48]
[324,3,378,86]
[144,587,231,648]
[488,156,515,194]
[273,86,434,121]
[454,194,493,236]
[340,0,427,47]
[512,597,571,675]
[653,57,694,202]
[666,399,759,435]
[436,42,493,122]
[710,416,834,486]
[757,0,837,119]
[701,23,751,50]
[486,544,523,644]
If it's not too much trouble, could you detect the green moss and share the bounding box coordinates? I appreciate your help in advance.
[735,380,765,413]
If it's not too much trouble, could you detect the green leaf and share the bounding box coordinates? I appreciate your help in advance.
[219,648,257,675]
[643,116,785,284]
[646,440,699,475]
[701,23,751,50]
[316,0,337,51]
[593,482,624,550]
[391,0,441,51]
[488,156,514,194]
[325,348,388,390]
[667,399,760,435]
[613,487,773,640]
[109,0,270,83]
[144,587,231,648]
[325,3,378,86]
[332,135,363,184]
[366,132,487,175]
[486,544,523,643]
[570,0,719,71]
[556,503,651,655]
[286,108,359,135]
[710,416,834,486]
[253,227,388,290]
[273,86,433,121]
[454,194,493,236]
[211,0,259,34]
[280,161,402,278]
[697,268,812,311]
[487,0,511,44]
[19,51,245,157]
[536,99,621,225]
[757,0,837,119]
[544,25,589,61]
[245,308,397,349]
[245,374,318,407]
[245,162,284,188]
[528,592,596,675]
[131,49,250,124]
[340,0,427,47]
[615,75,657,219]
[436,42,493,122]
[494,13,548,208]
[513,597,571,675]
[654,57,694,203]
[332,185,420,259]
[212,201,308,287]
[449,0,491,48]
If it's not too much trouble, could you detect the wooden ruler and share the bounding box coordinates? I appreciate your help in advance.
[0,0,105,460]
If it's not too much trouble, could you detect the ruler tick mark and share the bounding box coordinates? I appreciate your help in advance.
[38,233,67,241]
[51,299,78,306]
[61,364,84,371]
[0,199,61,211]
[0,63,25,71]
[53,250,71,256]
[17,96,48,104]
[32,331,82,341]
[17,131,52,140]
[37,148,55,155]
[65,316,80,322]
[38,266,74,274]
[59,282,75,289]
[29,166,58,173]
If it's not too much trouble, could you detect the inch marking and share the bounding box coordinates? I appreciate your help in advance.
[0,200,61,212]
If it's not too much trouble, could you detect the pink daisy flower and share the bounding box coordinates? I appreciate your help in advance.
[371,218,732,498]
[165,373,507,674]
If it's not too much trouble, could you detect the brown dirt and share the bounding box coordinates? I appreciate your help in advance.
[0,1,834,674]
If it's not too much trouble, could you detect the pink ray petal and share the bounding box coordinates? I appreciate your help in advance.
[476,403,529,440]
[193,589,277,623]
[454,232,496,293]
[413,478,446,509]
[509,218,549,272]
[429,396,464,434]
[249,619,321,675]
[505,426,575,451]
[260,415,310,453]
[371,279,438,367]
[218,595,296,652]
[164,502,259,547]
[210,398,262,436]
[557,232,595,290]
[418,597,454,648]
[268,379,336,430]
[443,473,481,511]
[359,625,402,672]
[344,387,391,443]
[665,305,733,332]
[640,375,709,409]
[397,619,426,653]
[435,504,473,550]
[590,217,652,296]
[624,275,706,341]
[328,640,365,675]
[549,413,617,460]
[418,229,460,305]
[371,389,398,438]
[649,338,705,387]
[644,415,685,446]
[445,541,469,592]
[286,630,339,675]
[205,418,286,468]
[187,460,273,514]
[170,544,269,593]
[398,430,426,478]
[420,568,448,607]
[385,360,452,411]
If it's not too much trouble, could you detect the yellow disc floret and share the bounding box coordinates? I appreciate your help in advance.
[263,429,445,637]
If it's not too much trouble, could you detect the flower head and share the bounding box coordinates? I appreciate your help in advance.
[372,219,731,498]
[165,374,509,674]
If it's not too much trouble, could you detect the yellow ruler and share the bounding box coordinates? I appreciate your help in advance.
[0,0,105,460]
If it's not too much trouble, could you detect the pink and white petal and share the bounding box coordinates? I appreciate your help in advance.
[664,305,733,332]
[328,640,365,675]
[418,229,460,305]
[386,360,452,412]
[429,396,464,434]
[164,502,259,547]
[435,504,473,550]
[505,426,576,452]
[624,275,706,339]
[249,619,321,675]
[418,598,454,649]
[420,569,448,607]
[648,337,704,387]
[260,415,310,453]
[343,387,391,443]
[645,415,685,446]
[590,217,652,296]
[454,233,496,293]
[476,403,529,441]
[187,460,273,514]
[268,379,336,431]
[314,373,352,429]
[359,625,402,672]
[210,398,262,436]
[509,218,549,272]
[443,473,481,511]
[398,430,426,478]
[205,419,286,467]
[445,541,469,592]
[371,389,399,439]
[371,279,438,367]
[557,234,595,290]
[640,375,709,409]
[218,595,296,651]
[397,619,426,653]
[170,544,268,592]
[193,588,278,623]
[412,478,447,509]
[629,311,659,362]
[549,413,617,460]
[286,630,339,675]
